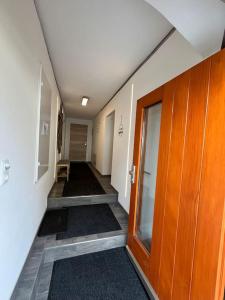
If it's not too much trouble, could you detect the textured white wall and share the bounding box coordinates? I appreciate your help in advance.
[63,118,93,161]
[0,1,60,299]
[92,30,203,212]
[145,0,225,57]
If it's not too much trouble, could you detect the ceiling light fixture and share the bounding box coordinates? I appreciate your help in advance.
[81,96,89,106]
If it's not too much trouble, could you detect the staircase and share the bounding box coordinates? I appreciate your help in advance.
[12,201,128,300]
[12,162,128,299]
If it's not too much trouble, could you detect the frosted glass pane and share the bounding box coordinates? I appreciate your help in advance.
[136,102,162,252]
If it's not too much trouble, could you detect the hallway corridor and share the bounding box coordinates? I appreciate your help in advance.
[49,162,117,198]
[1,1,225,299]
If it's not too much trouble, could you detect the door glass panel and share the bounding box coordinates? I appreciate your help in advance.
[136,102,162,252]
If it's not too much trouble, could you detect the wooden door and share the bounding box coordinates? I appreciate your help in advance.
[69,124,88,161]
[128,49,225,300]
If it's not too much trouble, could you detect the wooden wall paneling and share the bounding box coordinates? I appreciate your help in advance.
[171,59,211,299]
[158,71,190,299]
[149,80,175,291]
[190,50,225,300]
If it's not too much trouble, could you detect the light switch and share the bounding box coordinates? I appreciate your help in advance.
[0,159,10,186]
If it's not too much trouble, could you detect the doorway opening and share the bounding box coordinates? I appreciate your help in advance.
[69,123,88,161]
[104,111,115,176]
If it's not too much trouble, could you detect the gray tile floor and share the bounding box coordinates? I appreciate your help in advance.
[12,202,128,300]
[48,179,65,198]
[48,162,117,198]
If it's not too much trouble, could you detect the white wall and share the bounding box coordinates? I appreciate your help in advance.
[0,1,60,299]
[92,82,133,186]
[145,0,225,57]
[92,30,203,213]
[63,118,93,161]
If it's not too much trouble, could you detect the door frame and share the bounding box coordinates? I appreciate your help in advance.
[69,123,88,162]
[128,86,165,278]
[64,118,93,161]
[103,111,115,175]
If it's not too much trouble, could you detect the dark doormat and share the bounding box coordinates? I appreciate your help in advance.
[38,209,68,237]
[63,162,105,197]
[48,247,150,300]
[56,204,121,240]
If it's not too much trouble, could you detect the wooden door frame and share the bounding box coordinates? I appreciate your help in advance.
[128,86,164,278]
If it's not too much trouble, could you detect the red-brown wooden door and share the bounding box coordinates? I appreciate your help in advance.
[128,49,225,300]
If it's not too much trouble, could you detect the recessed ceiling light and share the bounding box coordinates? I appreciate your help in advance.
[81,97,89,106]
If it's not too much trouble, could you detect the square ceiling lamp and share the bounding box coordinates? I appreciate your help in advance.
[81,96,89,106]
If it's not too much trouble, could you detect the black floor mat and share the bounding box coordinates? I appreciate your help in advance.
[63,162,105,197]
[48,248,149,300]
[56,204,121,240]
[38,209,68,237]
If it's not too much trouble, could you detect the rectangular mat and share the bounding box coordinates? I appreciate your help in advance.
[48,248,149,300]
[63,162,105,196]
[56,204,121,240]
[38,209,68,236]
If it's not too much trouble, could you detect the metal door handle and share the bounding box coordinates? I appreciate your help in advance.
[129,164,136,184]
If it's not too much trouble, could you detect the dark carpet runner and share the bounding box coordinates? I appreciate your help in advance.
[63,162,105,197]
[48,248,150,300]
[38,209,68,236]
[38,204,121,239]
[56,204,121,240]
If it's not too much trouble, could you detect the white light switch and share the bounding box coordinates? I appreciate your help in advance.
[0,159,10,186]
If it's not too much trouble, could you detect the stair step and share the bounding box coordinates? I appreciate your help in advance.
[47,193,118,209]
[43,230,127,263]
[12,202,127,299]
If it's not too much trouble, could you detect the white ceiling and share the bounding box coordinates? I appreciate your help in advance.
[35,0,172,119]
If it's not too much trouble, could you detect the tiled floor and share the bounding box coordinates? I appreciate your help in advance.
[48,179,65,198]
[12,202,128,300]
[48,162,117,198]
